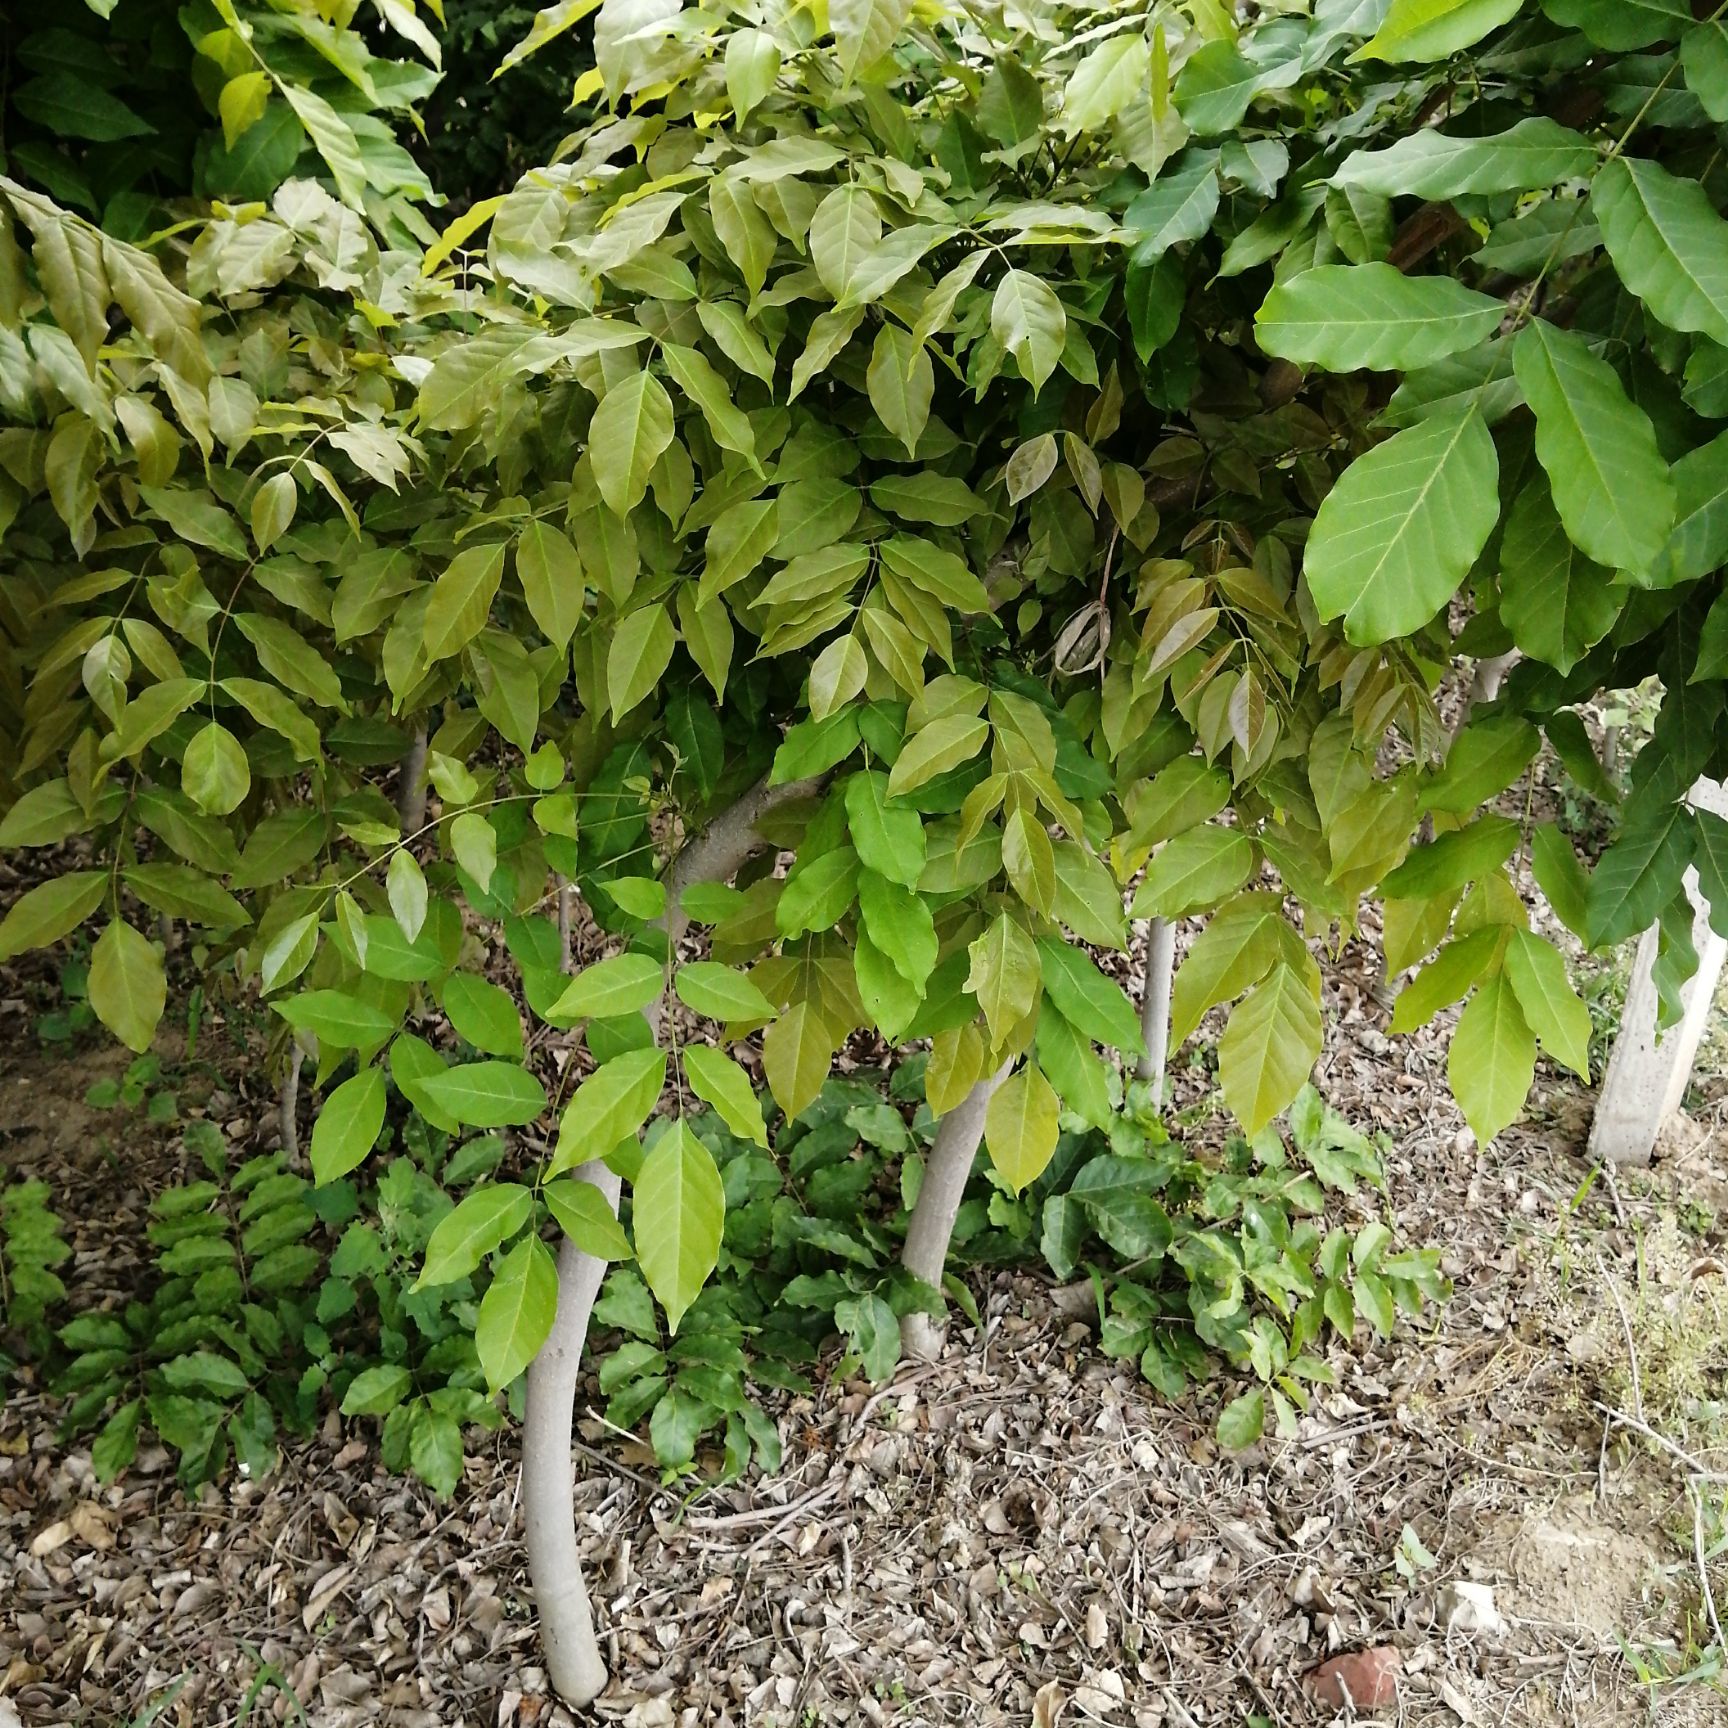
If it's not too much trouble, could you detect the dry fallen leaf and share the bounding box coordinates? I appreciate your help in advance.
[1033,1679,1066,1728]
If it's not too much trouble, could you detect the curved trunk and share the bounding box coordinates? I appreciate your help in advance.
[1133,917,1175,1101]
[898,1068,1006,1360]
[522,1163,622,1709]
[521,770,825,1706]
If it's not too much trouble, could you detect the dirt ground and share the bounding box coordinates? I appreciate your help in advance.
[4,937,1728,1728]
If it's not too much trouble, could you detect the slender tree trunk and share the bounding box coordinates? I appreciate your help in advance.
[899,1067,1007,1360]
[1133,917,1175,1101]
[1450,650,1516,738]
[279,1043,304,1160]
[557,880,575,974]
[398,726,428,834]
[521,771,824,1707]
[522,1162,622,1708]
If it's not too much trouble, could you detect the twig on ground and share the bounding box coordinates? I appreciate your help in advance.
[1593,1403,1728,1482]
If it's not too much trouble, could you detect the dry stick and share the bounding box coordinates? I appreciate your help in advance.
[898,1064,1009,1361]
[1134,917,1176,1100]
[519,771,823,1707]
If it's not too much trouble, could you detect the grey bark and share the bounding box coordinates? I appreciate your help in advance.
[557,880,575,975]
[1133,917,1175,1101]
[279,1043,304,1160]
[899,1067,1008,1360]
[522,1163,622,1708]
[398,727,428,833]
[1450,650,1517,738]
[521,770,824,1706]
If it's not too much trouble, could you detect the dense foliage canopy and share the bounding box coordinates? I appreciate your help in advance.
[3,2,1728,1663]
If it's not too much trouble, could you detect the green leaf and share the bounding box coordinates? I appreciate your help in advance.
[811,185,883,300]
[829,0,912,82]
[424,542,506,664]
[607,603,676,721]
[681,1045,769,1147]
[1513,320,1674,575]
[1498,477,1620,673]
[1649,428,1728,590]
[1692,810,1728,940]
[387,851,428,942]
[450,812,497,895]
[1125,152,1220,259]
[1171,894,1283,1045]
[1503,929,1592,1079]
[887,715,989,796]
[1218,961,1322,1135]
[549,1048,666,1177]
[808,634,867,723]
[674,962,775,1022]
[88,919,164,1054]
[966,912,1041,1045]
[0,871,106,964]
[990,269,1066,392]
[1130,826,1253,919]
[444,973,525,1059]
[1217,1388,1266,1450]
[1035,939,1143,1057]
[281,83,368,211]
[762,999,836,1121]
[834,1293,900,1382]
[602,877,667,920]
[405,1062,548,1129]
[858,870,938,988]
[1421,714,1540,816]
[516,520,586,651]
[309,1067,387,1186]
[1357,0,1524,62]
[1531,825,1591,939]
[549,952,664,1021]
[275,989,395,1050]
[633,1120,724,1333]
[475,1235,558,1392]
[1382,815,1520,898]
[1304,405,1499,646]
[122,864,248,931]
[726,27,782,120]
[846,770,925,888]
[661,343,757,466]
[1594,155,1728,351]
[1447,975,1534,1145]
[15,73,154,142]
[1332,117,1597,198]
[1389,928,1502,1033]
[879,536,992,612]
[417,1185,534,1289]
[544,1177,632,1260]
[867,325,934,459]
[1256,264,1504,371]
[590,371,675,516]
[1682,21,1728,121]
[340,1364,413,1418]
[1586,801,1693,947]
[776,848,860,937]
[984,1064,1060,1194]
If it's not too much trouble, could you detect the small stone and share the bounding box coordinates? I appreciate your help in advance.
[1308,1646,1402,1711]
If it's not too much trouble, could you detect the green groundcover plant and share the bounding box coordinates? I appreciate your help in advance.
[4,0,1728,1703]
